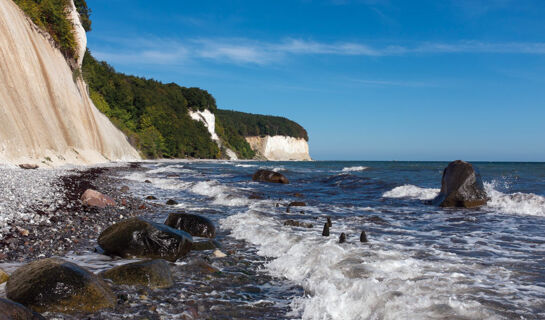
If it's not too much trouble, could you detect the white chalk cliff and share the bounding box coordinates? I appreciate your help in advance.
[246,135,311,161]
[189,109,238,160]
[0,0,140,166]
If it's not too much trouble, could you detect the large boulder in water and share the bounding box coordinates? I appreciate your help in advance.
[6,258,115,314]
[98,217,193,262]
[432,160,488,208]
[252,169,289,184]
[101,259,173,289]
[164,212,216,238]
[0,298,45,320]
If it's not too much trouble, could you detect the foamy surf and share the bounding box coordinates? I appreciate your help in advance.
[341,166,368,172]
[382,184,440,200]
[484,182,545,216]
[221,207,496,320]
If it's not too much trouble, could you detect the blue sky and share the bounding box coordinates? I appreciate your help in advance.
[86,0,545,161]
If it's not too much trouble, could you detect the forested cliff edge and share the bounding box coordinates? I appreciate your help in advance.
[5,0,311,162]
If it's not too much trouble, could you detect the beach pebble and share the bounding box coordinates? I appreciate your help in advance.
[81,189,116,208]
[213,249,227,258]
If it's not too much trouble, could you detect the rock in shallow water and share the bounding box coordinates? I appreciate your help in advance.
[6,258,116,314]
[101,259,173,289]
[252,170,289,184]
[284,219,313,228]
[191,239,221,251]
[165,212,216,238]
[98,217,193,262]
[432,160,488,208]
[0,298,45,320]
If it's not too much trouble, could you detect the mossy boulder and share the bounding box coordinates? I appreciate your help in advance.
[98,217,193,262]
[6,258,115,314]
[101,259,173,289]
[252,170,289,184]
[0,298,45,320]
[164,212,216,238]
[0,267,8,284]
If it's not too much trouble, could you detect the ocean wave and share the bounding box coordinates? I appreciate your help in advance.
[235,163,257,168]
[190,180,249,206]
[485,182,545,217]
[123,172,191,190]
[341,166,368,172]
[382,185,439,200]
[221,208,493,320]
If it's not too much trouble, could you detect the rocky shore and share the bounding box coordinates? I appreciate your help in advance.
[0,163,301,319]
[0,164,151,262]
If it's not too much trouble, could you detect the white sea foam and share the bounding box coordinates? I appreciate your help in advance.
[221,207,495,320]
[485,182,545,217]
[382,185,439,200]
[123,172,191,190]
[235,163,257,168]
[147,165,191,174]
[383,182,545,217]
[341,166,368,172]
[190,180,249,206]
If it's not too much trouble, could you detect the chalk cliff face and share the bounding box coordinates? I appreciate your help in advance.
[0,0,140,166]
[246,136,311,161]
[189,109,238,160]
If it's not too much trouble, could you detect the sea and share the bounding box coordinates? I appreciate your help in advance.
[117,160,545,320]
[6,160,545,319]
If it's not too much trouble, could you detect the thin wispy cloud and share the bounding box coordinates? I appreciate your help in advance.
[92,37,545,66]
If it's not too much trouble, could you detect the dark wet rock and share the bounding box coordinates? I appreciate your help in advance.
[322,223,330,236]
[0,298,45,320]
[284,219,313,228]
[101,259,173,289]
[164,212,216,238]
[339,233,347,243]
[360,231,368,243]
[166,199,178,205]
[327,217,332,227]
[248,193,264,200]
[289,201,306,207]
[6,258,116,314]
[0,267,8,284]
[144,180,152,184]
[81,189,116,208]
[432,160,488,208]
[192,239,222,251]
[365,215,388,225]
[18,164,38,170]
[166,174,179,178]
[98,217,193,262]
[287,201,306,213]
[252,170,289,184]
[146,195,157,200]
[180,258,220,274]
[120,186,130,193]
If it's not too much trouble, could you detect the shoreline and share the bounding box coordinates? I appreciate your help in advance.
[0,164,153,262]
